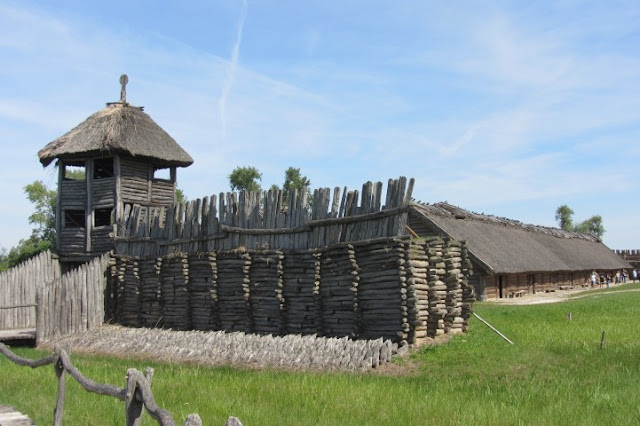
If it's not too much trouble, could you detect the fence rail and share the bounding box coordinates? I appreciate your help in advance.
[0,342,244,426]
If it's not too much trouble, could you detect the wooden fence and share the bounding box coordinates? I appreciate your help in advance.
[114,177,414,257]
[0,251,60,330]
[37,254,111,343]
[0,250,109,344]
[0,343,243,426]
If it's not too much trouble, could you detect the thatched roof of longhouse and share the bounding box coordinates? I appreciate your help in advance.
[409,202,631,274]
[38,102,193,167]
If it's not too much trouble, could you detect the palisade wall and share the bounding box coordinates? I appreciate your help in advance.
[37,254,110,343]
[114,177,415,256]
[0,251,60,330]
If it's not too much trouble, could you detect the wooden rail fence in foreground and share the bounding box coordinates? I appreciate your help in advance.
[0,342,242,426]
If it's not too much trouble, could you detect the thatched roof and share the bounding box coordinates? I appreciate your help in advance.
[38,102,194,167]
[409,202,631,274]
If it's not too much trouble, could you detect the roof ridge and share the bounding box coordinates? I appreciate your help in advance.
[410,201,600,242]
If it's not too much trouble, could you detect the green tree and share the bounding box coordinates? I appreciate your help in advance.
[283,167,311,195]
[0,181,57,271]
[228,166,262,192]
[575,215,605,238]
[282,167,311,206]
[554,205,605,239]
[24,180,57,245]
[555,205,574,230]
[176,188,187,204]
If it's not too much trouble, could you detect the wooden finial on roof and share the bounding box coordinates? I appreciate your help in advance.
[119,74,129,103]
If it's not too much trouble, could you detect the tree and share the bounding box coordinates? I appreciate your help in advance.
[176,188,187,204]
[228,166,262,192]
[575,215,605,238]
[555,205,574,230]
[0,181,57,271]
[554,205,605,239]
[24,180,57,246]
[283,167,311,195]
[282,167,311,206]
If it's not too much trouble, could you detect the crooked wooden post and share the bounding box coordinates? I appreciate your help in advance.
[53,347,66,426]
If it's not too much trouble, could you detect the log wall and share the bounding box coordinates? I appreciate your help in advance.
[107,236,474,345]
[484,270,599,299]
[120,158,152,204]
[59,179,87,208]
[91,177,115,208]
[151,179,175,205]
[615,249,640,269]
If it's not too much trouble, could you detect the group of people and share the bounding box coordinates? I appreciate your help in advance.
[589,269,638,288]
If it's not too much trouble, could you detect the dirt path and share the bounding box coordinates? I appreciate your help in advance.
[486,283,640,305]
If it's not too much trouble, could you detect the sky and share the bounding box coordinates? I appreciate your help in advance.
[1,0,639,251]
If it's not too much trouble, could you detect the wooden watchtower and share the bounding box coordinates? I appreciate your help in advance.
[38,75,193,266]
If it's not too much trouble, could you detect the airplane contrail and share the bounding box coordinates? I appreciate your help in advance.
[219,0,248,140]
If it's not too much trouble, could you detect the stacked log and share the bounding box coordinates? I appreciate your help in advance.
[425,237,447,337]
[216,251,248,332]
[459,243,475,332]
[106,256,119,322]
[248,251,282,335]
[406,241,430,343]
[139,257,162,328]
[281,252,316,335]
[443,239,464,334]
[122,259,141,327]
[317,245,356,338]
[312,252,323,334]
[355,239,404,342]
[112,257,126,325]
[106,235,474,344]
[159,253,190,331]
[187,253,216,330]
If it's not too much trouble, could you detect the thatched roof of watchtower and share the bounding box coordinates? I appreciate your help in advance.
[38,75,193,168]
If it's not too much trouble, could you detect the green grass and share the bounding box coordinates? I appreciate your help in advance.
[2,285,640,425]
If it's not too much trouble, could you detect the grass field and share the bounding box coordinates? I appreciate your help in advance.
[2,284,640,425]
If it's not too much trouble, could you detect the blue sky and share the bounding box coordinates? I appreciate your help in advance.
[1,0,639,250]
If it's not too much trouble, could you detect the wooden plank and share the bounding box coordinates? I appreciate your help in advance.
[0,328,36,341]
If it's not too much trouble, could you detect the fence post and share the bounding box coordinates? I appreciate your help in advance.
[125,369,145,426]
[53,347,66,426]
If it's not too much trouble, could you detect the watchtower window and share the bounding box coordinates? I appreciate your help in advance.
[64,210,85,228]
[94,208,113,227]
[153,166,173,181]
[63,163,86,181]
[94,158,114,179]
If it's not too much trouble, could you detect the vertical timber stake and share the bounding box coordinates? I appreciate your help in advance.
[600,330,606,349]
